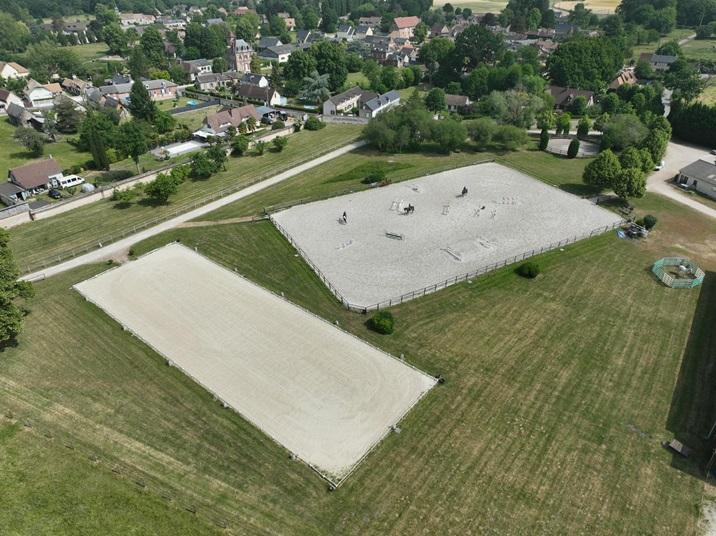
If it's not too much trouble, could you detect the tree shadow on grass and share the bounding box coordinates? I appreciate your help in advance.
[0,337,19,353]
[559,183,601,196]
[665,271,716,484]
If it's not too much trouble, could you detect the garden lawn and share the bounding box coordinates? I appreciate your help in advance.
[698,79,716,106]
[7,124,362,272]
[64,42,110,63]
[2,185,714,534]
[0,118,92,178]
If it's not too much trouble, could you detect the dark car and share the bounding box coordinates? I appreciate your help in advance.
[49,188,62,199]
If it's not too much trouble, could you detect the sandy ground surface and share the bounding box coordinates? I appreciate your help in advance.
[649,140,716,220]
[272,163,622,308]
[22,141,366,282]
[546,138,600,158]
[74,244,435,482]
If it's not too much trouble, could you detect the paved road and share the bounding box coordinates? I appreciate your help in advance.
[648,140,716,219]
[23,141,367,282]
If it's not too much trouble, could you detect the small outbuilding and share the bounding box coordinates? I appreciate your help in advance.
[677,159,716,200]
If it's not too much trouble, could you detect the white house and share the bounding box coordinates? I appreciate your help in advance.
[359,90,401,119]
[25,80,63,108]
[259,45,294,63]
[0,89,24,111]
[323,86,376,116]
[0,61,30,79]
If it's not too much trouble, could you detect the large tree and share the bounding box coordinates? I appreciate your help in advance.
[128,81,156,122]
[0,228,34,345]
[451,25,506,73]
[79,112,115,170]
[117,121,148,172]
[309,41,348,92]
[547,37,623,91]
[583,149,621,188]
[140,26,167,69]
[283,49,318,94]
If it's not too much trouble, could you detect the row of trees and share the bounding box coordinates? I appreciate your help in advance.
[0,228,34,346]
[583,149,648,200]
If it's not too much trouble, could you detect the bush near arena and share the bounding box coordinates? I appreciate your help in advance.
[367,311,395,334]
[517,262,541,279]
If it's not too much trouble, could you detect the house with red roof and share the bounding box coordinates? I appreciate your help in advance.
[390,16,421,39]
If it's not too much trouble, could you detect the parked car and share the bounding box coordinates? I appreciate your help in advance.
[48,188,62,199]
[711,149,716,155]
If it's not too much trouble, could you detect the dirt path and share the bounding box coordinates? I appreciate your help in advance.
[21,141,367,282]
[177,215,265,228]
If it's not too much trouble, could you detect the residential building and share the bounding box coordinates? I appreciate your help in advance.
[322,86,376,116]
[390,16,421,39]
[236,84,285,106]
[24,80,63,108]
[61,77,92,96]
[195,71,242,91]
[258,36,283,51]
[120,13,156,27]
[355,25,375,39]
[227,37,253,73]
[608,68,638,91]
[336,24,356,41]
[96,79,177,103]
[180,58,213,81]
[677,159,716,200]
[359,90,401,118]
[259,44,294,63]
[7,158,63,200]
[197,105,260,138]
[0,89,24,111]
[0,61,30,79]
[445,94,472,113]
[206,17,224,26]
[143,79,179,101]
[278,12,296,31]
[638,53,678,72]
[430,24,449,37]
[235,6,257,16]
[549,85,595,110]
[240,73,269,88]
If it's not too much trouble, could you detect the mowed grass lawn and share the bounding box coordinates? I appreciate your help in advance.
[64,42,110,63]
[199,142,594,221]
[2,182,715,533]
[699,79,716,106]
[8,124,362,271]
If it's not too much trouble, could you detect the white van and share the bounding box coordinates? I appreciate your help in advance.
[55,174,85,189]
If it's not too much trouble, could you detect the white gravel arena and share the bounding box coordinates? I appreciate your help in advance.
[271,162,623,308]
[74,243,436,483]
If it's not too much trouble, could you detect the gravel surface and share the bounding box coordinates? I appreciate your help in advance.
[74,243,435,482]
[273,163,622,308]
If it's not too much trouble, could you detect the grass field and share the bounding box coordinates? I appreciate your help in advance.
[345,72,370,88]
[7,124,362,272]
[64,42,111,63]
[682,38,716,62]
[171,105,222,131]
[699,78,716,106]
[630,29,696,62]
[2,173,714,533]
[430,0,618,13]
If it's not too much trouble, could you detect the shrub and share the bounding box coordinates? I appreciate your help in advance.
[255,141,266,155]
[271,120,285,130]
[367,311,395,334]
[643,214,658,230]
[567,138,580,158]
[362,169,386,184]
[272,136,288,152]
[304,116,325,130]
[517,262,541,279]
[538,128,549,151]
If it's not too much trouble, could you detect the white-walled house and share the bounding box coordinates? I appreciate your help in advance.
[0,61,30,79]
